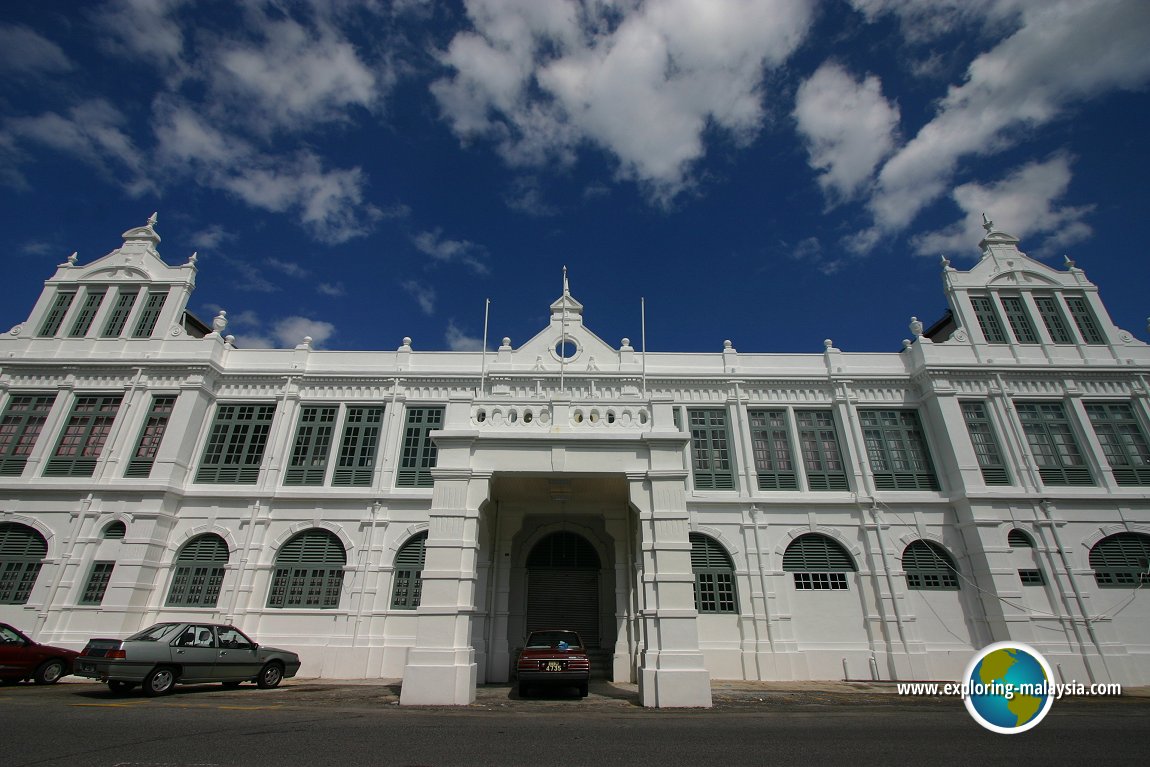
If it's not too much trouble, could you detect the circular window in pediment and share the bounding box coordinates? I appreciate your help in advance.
[552,335,580,362]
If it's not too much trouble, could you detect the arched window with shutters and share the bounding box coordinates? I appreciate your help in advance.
[391,532,427,610]
[267,529,346,609]
[166,534,229,607]
[783,533,856,590]
[0,522,48,604]
[902,540,960,590]
[102,521,126,540]
[1008,529,1034,548]
[1090,532,1150,588]
[690,533,737,613]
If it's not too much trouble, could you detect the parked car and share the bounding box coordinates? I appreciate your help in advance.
[74,622,301,696]
[516,629,591,698]
[0,623,80,685]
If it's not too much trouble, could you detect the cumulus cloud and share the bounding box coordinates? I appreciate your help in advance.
[316,282,346,297]
[412,229,489,274]
[445,319,484,351]
[912,154,1094,258]
[793,62,899,203]
[0,24,72,75]
[228,312,337,349]
[189,224,232,250]
[403,280,437,315]
[94,0,190,69]
[854,0,1150,250]
[433,0,815,202]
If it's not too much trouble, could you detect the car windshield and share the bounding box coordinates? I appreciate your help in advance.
[526,631,582,649]
[126,623,181,642]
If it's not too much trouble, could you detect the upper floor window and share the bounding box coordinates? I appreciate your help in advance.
[125,395,177,478]
[195,403,277,484]
[796,410,849,490]
[284,406,337,486]
[1007,529,1035,548]
[267,529,346,609]
[1015,402,1092,486]
[1089,532,1150,588]
[101,289,138,337]
[1064,297,1105,345]
[783,533,856,590]
[1084,402,1150,486]
[38,290,76,337]
[999,296,1039,344]
[748,410,796,490]
[1033,296,1074,344]
[960,401,1011,485]
[970,295,1009,344]
[68,289,106,337]
[166,534,229,608]
[333,406,384,486]
[0,522,47,605]
[397,406,443,488]
[131,289,168,338]
[102,521,126,540]
[688,408,734,490]
[390,531,428,610]
[902,540,960,590]
[0,393,57,477]
[44,395,122,477]
[859,409,940,490]
[689,533,738,613]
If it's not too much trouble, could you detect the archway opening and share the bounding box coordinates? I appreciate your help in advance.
[525,531,601,647]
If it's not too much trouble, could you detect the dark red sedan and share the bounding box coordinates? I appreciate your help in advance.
[516,629,591,698]
[0,623,80,685]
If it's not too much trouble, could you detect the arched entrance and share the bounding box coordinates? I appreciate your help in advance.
[525,531,601,647]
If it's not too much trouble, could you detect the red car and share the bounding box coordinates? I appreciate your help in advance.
[516,629,591,698]
[0,623,80,685]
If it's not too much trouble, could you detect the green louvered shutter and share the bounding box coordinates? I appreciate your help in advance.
[1090,533,1150,588]
[333,406,383,486]
[167,534,229,607]
[0,393,57,476]
[690,533,737,613]
[397,407,443,488]
[689,409,735,490]
[0,523,47,604]
[391,532,427,610]
[284,406,337,485]
[267,530,345,608]
[902,540,960,590]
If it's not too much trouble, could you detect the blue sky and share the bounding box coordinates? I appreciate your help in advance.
[2,0,1148,354]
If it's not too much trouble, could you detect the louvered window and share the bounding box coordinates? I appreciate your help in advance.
[961,401,1011,485]
[1065,297,1105,345]
[1000,296,1038,344]
[131,290,168,338]
[971,295,1008,344]
[1034,296,1073,344]
[860,409,940,490]
[796,410,849,490]
[125,395,176,478]
[284,406,337,485]
[195,403,276,484]
[902,540,960,590]
[391,532,427,610]
[1015,402,1093,485]
[333,406,383,486]
[783,533,855,590]
[397,407,443,488]
[1019,569,1045,586]
[166,534,229,607]
[79,561,114,605]
[101,290,138,337]
[1085,402,1150,486]
[1008,529,1034,548]
[0,522,47,604]
[1089,533,1150,588]
[44,395,122,477]
[68,290,106,337]
[267,529,345,609]
[749,410,797,490]
[689,409,734,490]
[103,521,126,540]
[0,393,56,476]
[690,533,737,613]
[38,290,76,337]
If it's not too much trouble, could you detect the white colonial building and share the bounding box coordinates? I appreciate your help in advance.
[1,215,1149,707]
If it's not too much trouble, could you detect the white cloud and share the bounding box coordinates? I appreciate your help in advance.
[847,0,1009,42]
[265,259,310,279]
[445,319,484,351]
[912,154,1094,258]
[229,313,337,349]
[272,316,336,348]
[412,229,490,274]
[858,0,1150,247]
[433,0,816,202]
[316,282,346,297]
[94,0,189,68]
[0,24,72,75]
[793,62,899,203]
[189,224,232,250]
[402,280,437,315]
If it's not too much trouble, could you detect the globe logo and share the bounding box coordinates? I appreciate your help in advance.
[963,642,1055,734]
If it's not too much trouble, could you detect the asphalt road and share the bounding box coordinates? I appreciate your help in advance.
[3,680,1148,767]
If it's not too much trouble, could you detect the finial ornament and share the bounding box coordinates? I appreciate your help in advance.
[188,251,198,266]
[147,212,158,227]
[982,213,993,233]
[910,316,923,337]
[824,339,834,350]
[1064,254,1076,269]
[212,310,228,334]
[563,265,570,296]
[939,254,950,269]
[66,252,78,266]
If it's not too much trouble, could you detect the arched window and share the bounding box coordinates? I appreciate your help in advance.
[1090,532,1150,588]
[166,534,229,607]
[783,533,855,590]
[103,521,126,540]
[690,533,737,613]
[0,522,48,604]
[1008,529,1034,548]
[525,531,601,569]
[902,540,960,590]
[391,532,427,610]
[267,529,346,609]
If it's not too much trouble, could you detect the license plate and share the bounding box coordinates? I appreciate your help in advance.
[544,661,564,672]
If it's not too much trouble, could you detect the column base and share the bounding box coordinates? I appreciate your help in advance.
[639,662,712,708]
[399,649,477,706]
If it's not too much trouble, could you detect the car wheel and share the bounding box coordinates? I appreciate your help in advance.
[578,682,588,698]
[143,667,177,696]
[256,662,283,689]
[34,659,66,685]
[107,680,135,694]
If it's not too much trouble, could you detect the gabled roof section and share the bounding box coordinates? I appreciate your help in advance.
[942,214,1092,292]
[512,272,620,370]
[62,213,198,286]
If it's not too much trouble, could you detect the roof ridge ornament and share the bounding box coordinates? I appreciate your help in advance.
[982,213,994,234]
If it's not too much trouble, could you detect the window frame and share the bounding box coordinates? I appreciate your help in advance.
[902,540,960,591]
[101,289,139,337]
[68,289,107,338]
[125,394,177,478]
[267,529,346,609]
[999,295,1039,344]
[0,523,48,605]
[131,289,168,338]
[1033,295,1074,344]
[0,393,57,477]
[390,531,428,610]
[782,533,856,591]
[688,408,735,490]
[166,534,229,608]
[79,561,115,605]
[795,409,849,490]
[1089,533,1150,588]
[1084,402,1150,486]
[44,394,123,477]
[960,401,1011,485]
[859,409,940,490]
[396,406,444,488]
[1015,401,1093,486]
[690,533,738,613]
[194,403,277,484]
[1064,296,1105,345]
[38,290,76,337]
[748,409,797,490]
[333,406,384,487]
[284,406,338,486]
[970,295,1009,344]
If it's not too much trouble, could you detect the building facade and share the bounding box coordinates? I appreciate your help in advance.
[1,215,1149,707]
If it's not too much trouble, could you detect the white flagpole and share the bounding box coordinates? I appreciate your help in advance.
[560,266,568,392]
[641,296,647,395]
[479,298,490,396]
